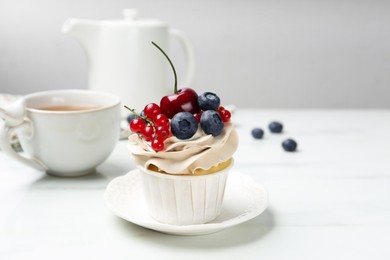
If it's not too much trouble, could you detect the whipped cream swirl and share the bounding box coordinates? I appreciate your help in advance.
[128,122,239,174]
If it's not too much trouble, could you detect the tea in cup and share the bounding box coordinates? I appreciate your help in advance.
[0,89,121,177]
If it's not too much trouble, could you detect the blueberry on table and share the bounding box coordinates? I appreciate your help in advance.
[171,112,198,139]
[282,138,298,152]
[198,92,220,111]
[200,110,224,136]
[269,121,283,133]
[251,128,264,139]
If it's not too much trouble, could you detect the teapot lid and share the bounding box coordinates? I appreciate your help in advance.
[120,9,166,27]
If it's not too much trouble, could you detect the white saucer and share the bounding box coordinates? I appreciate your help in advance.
[104,170,268,235]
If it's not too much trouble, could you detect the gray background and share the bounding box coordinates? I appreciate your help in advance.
[0,0,389,108]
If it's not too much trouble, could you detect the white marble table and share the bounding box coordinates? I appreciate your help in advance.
[1,109,390,260]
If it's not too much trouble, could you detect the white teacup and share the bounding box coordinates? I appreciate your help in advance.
[0,89,121,177]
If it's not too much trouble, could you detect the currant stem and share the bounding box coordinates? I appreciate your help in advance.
[124,105,140,117]
[124,105,154,126]
[151,41,178,94]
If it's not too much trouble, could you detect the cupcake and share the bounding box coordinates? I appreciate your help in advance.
[125,42,239,225]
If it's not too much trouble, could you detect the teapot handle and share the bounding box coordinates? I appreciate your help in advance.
[169,29,195,87]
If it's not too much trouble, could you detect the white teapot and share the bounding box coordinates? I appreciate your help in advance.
[62,9,195,116]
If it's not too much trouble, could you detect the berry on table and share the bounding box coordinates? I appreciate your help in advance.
[200,110,224,137]
[251,128,264,139]
[269,121,283,133]
[282,138,298,152]
[171,112,198,139]
[198,92,220,111]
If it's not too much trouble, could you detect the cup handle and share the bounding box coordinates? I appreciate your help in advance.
[169,29,195,87]
[0,101,47,171]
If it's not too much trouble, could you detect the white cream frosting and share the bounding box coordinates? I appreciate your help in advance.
[128,122,239,174]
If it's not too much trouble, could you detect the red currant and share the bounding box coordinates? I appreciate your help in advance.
[217,106,225,113]
[142,125,154,141]
[130,118,146,133]
[219,109,231,122]
[154,114,170,128]
[155,125,171,140]
[194,112,202,123]
[144,103,161,121]
[151,136,165,152]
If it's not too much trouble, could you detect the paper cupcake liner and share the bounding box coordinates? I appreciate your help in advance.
[138,162,233,225]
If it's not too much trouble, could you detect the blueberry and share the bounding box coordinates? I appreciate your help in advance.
[139,110,145,118]
[171,112,198,139]
[269,121,283,133]
[200,110,224,136]
[282,138,297,152]
[251,128,264,139]
[137,110,150,123]
[126,114,136,124]
[198,92,220,111]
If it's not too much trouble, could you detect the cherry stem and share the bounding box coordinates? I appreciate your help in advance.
[151,41,178,94]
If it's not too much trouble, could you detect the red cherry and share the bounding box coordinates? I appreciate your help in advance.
[151,136,165,152]
[142,125,154,141]
[151,43,200,119]
[144,103,161,120]
[154,114,170,128]
[219,109,231,122]
[160,88,200,119]
[130,118,146,133]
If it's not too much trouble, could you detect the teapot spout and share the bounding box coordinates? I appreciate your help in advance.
[62,18,99,57]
